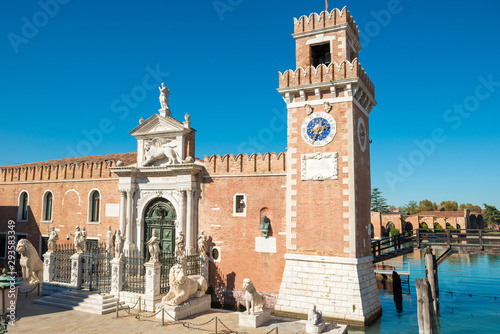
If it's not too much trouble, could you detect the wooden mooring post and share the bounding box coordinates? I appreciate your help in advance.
[416,277,438,334]
[425,248,439,312]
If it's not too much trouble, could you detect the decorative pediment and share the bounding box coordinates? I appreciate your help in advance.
[129,114,188,138]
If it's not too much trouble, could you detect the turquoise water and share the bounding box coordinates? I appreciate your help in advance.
[351,251,500,333]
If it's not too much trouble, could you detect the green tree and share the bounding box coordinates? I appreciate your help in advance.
[419,199,437,212]
[400,200,419,215]
[440,200,458,211]
[371,188,389,213]
[459,203,482,213]
[482,204,500,228]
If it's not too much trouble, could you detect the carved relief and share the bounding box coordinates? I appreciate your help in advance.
[301,152,338,181]
[142,138,181,167]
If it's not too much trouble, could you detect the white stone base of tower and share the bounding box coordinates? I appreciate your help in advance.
[274,254,381,327]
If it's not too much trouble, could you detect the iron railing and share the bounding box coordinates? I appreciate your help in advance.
[81,243,111,292]
[122,250,146,294]
[159,251,179,293]
[52,243,75,283]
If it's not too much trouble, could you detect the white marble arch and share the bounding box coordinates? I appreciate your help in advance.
[136,191,180,257]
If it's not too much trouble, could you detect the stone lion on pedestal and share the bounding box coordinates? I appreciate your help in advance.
[243,278,266,315]
[16,239,44,284]
[161,264,207,306]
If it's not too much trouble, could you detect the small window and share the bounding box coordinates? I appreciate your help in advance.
[233,194,246,217]
[311,43,331,67]
[89,190,100,223]
[42,191,53,221]
[18,191,29,221]
[211,246,221,263]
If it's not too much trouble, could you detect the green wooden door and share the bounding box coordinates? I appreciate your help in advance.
[144,198,176,260]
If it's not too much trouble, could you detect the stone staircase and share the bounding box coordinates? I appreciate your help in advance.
[33,290,120,315]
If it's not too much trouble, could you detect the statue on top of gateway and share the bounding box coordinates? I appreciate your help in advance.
[159,82,170,110]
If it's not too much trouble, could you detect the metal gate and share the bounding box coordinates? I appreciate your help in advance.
[81,243,111,292]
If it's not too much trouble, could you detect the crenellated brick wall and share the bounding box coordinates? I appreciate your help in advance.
[203,152,286,175]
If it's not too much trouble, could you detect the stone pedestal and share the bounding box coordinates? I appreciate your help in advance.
[156,295,211,321]
[144,261,162,311]
[42,252,55,283]
[110,258,124,294]
[239,308,271,328]
[70,253,82,288]
[201,256,209,281]
[306,321,326,334]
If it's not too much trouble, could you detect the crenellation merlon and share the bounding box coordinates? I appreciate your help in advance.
[204,152,286,175]
[293,7,359,38]
[278,59,375,98]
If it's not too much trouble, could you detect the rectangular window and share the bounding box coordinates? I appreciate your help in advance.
[233,194,247,217]
[311,43,331,67]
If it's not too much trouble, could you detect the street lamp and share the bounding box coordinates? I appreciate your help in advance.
[0,269,21,333]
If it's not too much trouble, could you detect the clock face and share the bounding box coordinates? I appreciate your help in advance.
[357,117,367,152]
[301,112,336,147]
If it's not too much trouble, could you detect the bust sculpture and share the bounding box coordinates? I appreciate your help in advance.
[260,215,270,238]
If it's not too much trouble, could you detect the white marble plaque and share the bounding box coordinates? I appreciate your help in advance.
[255,237,277,253]
[301,152,338,181]
[105,204,120,217]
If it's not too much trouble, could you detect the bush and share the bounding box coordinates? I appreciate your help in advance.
[390,227,400,236]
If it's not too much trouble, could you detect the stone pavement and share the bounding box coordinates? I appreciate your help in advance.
[10,295,348,334]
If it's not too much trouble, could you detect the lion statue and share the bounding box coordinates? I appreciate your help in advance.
[161,264,207,306]
[243,278,266,315]
[16,239,44,284]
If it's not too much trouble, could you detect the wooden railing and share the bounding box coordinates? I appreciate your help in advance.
[372,229,500,262]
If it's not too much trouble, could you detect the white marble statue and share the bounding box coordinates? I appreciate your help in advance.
[146,229,160,263]
[106,225,115,257]
[197,230,208,256]
[114,229,126,259]
[243,278,266,315]
[159,82,170,110]
[175,231,185,259]
[47,226,59,253]
[72,226,86,254]
[143,138,181,166]
[160,264,208,306]
[16,239,43,284]
[308,305,324,325]
[82,226,88,251]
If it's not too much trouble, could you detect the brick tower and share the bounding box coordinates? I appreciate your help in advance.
[274,7,382,326]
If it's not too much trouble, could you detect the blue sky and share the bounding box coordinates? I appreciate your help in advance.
[1,0,499,208]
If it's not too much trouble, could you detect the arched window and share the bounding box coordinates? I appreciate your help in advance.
[89,190,100,223]
[43,191,53,221]
[18,191,29,221]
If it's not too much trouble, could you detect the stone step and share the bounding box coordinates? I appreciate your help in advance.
[33,290,122,315]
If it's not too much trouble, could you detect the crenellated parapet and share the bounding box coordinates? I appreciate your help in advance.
[278,59,373,96]
[0,152,136,183]
[204,152,286,175]
[293,7,359,38]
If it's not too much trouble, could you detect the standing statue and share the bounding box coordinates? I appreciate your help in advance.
[146,229,160,263]
[308,305,324,326]
[197,230,208,256]
[106,225,115,257]
[114,229,126,260]
[47,226,59,253]
[260,215,270,238]
[159,82,170,110]
[72,226,85,254]
[82,226,88,251]
[175,231,185,259]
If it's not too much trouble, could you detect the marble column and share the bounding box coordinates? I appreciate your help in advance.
[186,189,194,254]
[119,191,127,233]
[177,189,186,236]
[193,189,199,250]
[125,189,136,251]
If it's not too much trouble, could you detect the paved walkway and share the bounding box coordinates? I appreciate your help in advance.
[11,295,347,334]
